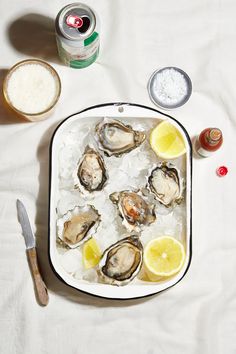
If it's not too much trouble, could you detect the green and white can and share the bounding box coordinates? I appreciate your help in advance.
[55,3,100,69]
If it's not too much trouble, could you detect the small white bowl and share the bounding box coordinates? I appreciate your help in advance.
[148,67,192,110]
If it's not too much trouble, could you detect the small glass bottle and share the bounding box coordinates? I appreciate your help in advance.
[195,128,223,157]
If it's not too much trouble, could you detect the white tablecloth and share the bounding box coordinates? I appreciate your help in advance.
[0,1,235,353]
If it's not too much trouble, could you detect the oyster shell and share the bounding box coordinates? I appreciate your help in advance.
[95,118,146,156]
[98,235,143,286]
[57,205,101,248]
[147,162,183,207]
[110,190,156,232]
[75,146,107,193]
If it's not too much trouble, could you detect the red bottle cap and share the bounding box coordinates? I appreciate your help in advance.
[216,166,228,177]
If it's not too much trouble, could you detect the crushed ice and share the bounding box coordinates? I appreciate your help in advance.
[56,117,186,284]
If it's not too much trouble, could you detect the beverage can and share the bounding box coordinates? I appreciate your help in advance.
[55,3,100,68]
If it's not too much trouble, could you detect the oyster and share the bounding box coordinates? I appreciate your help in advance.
[95,118,146,156]
[75,146,107,193]
[110,190,156,232]
[98,236,143,286]
[147,162,183,207]
[57,205,101,248]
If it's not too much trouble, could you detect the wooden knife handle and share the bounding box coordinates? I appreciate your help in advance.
[27,248,49,306]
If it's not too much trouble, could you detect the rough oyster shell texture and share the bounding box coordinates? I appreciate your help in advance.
[109,190,156,232]
[98,235,143,286]
[74,146,108,193]
[95,118,146,157]
[57,117,186,287]
[147,162,183,207]
[57,205,101,249]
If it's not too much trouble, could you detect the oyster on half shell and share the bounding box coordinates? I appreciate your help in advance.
[95,118,146,157]
[75,146,107,193]
[110,190,156,232]
[57,205,101,248]
[98,235,143,286]
[147,162,183,207]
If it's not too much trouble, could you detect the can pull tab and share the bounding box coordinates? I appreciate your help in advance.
[66,15,83,28]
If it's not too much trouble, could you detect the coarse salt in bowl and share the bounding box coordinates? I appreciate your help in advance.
[148,67,192,109]
[3,59,61,121]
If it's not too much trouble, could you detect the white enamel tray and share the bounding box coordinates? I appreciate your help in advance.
[49,103,192,300]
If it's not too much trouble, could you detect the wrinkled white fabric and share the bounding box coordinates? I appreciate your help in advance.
[0,0,235,353]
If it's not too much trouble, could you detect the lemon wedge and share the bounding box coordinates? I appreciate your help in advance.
[144,236,185,280]
[82,238,102,269]
[150,121,186,159]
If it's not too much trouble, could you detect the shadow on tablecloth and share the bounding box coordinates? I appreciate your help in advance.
[35,123,159,307]
[7,13,60,64]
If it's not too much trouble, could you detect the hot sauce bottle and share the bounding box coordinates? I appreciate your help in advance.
[195,128,223,157]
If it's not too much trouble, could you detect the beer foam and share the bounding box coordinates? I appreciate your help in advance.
[6,63,58,114]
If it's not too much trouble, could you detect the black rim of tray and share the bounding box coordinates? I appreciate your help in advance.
[48,102,193,301]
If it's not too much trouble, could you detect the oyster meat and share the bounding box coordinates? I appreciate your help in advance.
[98,236,143,286]
[147,162,183,207]
[110,190,156,232]
[75,146,107,193]
[57,205,101,248]
[95,118,146,156]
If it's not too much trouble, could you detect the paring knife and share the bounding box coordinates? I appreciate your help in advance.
[16,199,49,306]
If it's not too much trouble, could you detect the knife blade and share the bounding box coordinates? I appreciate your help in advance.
[17,199,36,249]
[16,199,49,306]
